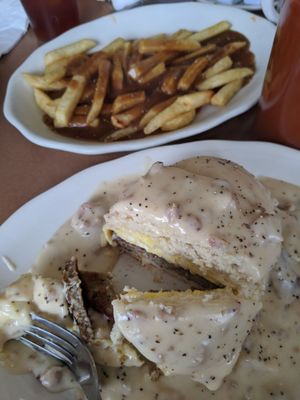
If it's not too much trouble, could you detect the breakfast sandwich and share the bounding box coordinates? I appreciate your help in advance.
[103,157,282,298]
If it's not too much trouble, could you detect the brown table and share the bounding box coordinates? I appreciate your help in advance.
[0,0,262,225]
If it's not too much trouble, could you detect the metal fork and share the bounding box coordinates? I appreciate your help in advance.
[18,313,101,400]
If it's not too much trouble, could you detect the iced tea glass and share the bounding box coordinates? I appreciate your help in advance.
[255,0,300,149]
[21,0,80,42]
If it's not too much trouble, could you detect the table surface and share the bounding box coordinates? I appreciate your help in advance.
[0,0,266,225]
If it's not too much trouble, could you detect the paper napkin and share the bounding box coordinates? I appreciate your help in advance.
[0,0,29,57]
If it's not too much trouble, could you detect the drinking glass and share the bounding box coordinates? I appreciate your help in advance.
[20,0,80,42]
[255,0,300,149]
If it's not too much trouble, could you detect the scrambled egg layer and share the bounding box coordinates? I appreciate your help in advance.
[106,227,223,286]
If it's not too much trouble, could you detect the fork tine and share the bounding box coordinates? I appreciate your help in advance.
[20,314,102,399]
[31,313,81,347]
[24,328,75,366]
[18,336,73,366]
[27,325,77,355]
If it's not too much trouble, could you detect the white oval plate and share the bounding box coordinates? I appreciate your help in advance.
[4,3,275,155]
[0,140,300,399]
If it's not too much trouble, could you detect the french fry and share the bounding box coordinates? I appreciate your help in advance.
[111,104,144,128]
[44,54,89,83]
[204,56,233,79]
[112,91,145,114]
[23,73,67,91]
[172,29,192,40]
[112,52,124,93]
[144,91,213,134]
[128,47,142,69]
[147,33,167,40]
[189,21,231,42]
[132,35,164,51]
[138,38,201,54]
[45,39,97,66]
[131,39,140,49]
[222,41,247,56]
[171,44,216,65]
[139,97,176,128]
[45,54,88,83]
[80,83,94,103]
[102,38,125,55]
[45,56,74,83]
[104,126,138,142]
[128,52,175,79]
[137,62,166,84]
[77,52,107,79]
[161,109,196,131]
[65,54,89,76]
[211,78,243,106]
[87,59,111,124]
[120,42,132,72]
[177,56,209,91]
[54,74,87,127]
[33,88,57,119]
[89,118,99,127]
[197,68,253,90]
[161,68,183,95]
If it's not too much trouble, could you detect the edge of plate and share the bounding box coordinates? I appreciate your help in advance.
[1,139,299,228]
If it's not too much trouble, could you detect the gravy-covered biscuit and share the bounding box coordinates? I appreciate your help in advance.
[104,157,282,297]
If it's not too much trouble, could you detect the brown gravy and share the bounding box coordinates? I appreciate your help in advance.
[44,30,255,142]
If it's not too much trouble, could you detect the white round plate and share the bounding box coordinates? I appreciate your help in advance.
[0,140,300,399]
[3,3,275,155]
[196,0,262,11]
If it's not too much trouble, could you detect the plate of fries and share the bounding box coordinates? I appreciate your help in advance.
[4,3,276,154]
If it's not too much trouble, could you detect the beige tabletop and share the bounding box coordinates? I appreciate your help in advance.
[0,0,263,225]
